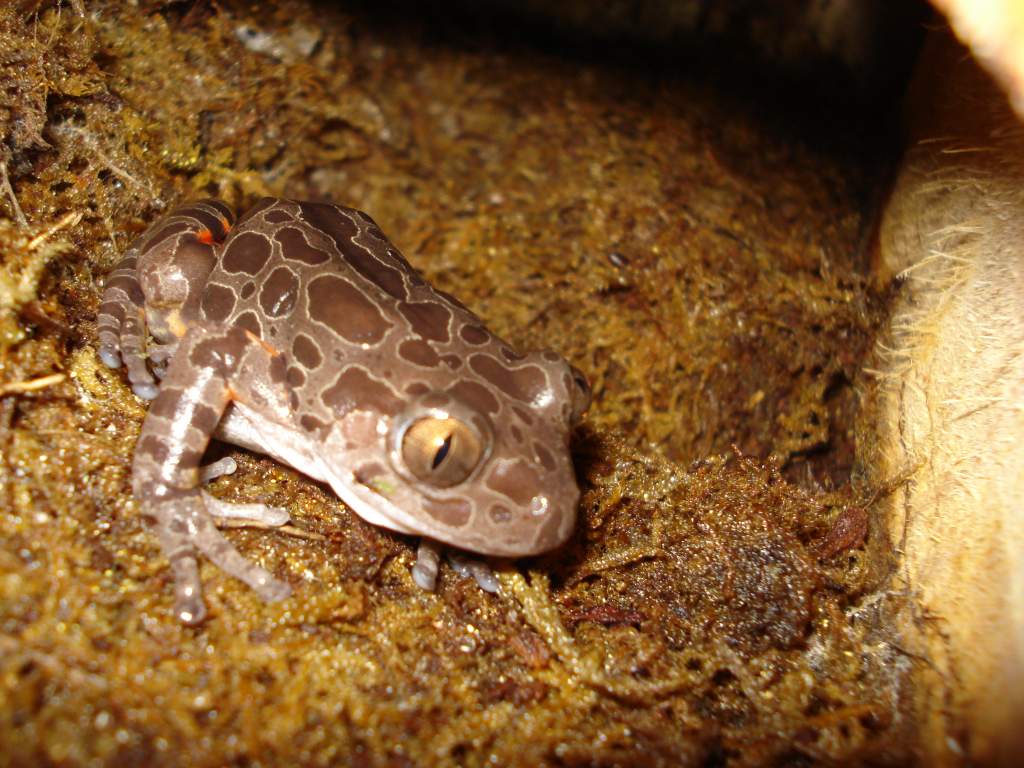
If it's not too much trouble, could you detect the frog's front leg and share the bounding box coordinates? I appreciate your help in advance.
[413,539,499,593]
[134,324,291,624]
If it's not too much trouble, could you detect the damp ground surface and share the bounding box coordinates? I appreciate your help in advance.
[1,2,906,765]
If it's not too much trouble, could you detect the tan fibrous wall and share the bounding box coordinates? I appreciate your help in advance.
[868,28,1024,765]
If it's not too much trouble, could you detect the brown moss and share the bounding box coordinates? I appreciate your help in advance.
[0,1,904,765]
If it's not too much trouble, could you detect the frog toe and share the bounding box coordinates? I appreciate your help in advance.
[202,491,290,526]
[191,521,291,605]
[175,593,208,626]
[447,551,499,593]
[131,380,160,400]
[97,345,122,368]
[199,457,238,484]
[412,539,441,590]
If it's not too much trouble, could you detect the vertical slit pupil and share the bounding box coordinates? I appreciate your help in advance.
[432,434,452,469]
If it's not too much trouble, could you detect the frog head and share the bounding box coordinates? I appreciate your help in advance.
[316,348,590,557]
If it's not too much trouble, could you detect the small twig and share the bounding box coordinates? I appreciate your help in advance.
[215,519,326,540]
[27,211,83,251]
[0,161,28,228]
[0,373,65,397]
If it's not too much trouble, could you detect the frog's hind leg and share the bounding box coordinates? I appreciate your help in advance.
[97,199,234,400]
[133,324,291,624]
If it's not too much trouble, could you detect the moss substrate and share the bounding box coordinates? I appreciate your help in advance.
[0,2,903,765]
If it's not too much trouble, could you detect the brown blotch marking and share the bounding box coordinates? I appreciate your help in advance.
[97,303,124,328]
[240,281,256,299]
[193,404,221,434]
[460,325,489,345]
[436,289,471,314]
[269,355,288,385]
[386,246,420,277]
[300,414,329,434]
[489,504,512,524]
[356,211,387,240]
[173,206,225,235]
[307,274,392,344]
[104,274,145,305]
[292,334,322,369]
[469,355,547,404]
[399,301,451,343]
[289,391,300,410]
[147,388,184,420]
[165,241,218,297]
[487,460,542,506]
[139,435,170,464]
[441,355,462,370]
[205,199,234,221]
[259,266,300,318]
[543,350,562,363]
[222,231,273,275]
[501,346,525,362]
[287,366,306,387]
[201,283,236,322]
[277,226,330,265]
[512,406,535,425]
[398,338,440,367]
[534,443,556,471]
[235,311,262,337]
[264,209,293,224]
[422,496,471,527]
[143,220,190,249]
[235,197,278,226]
[189,329,248,373]
[510,425,523,443]
[322,367,403,417]
[405,382,430,397]
[447,380,499,415]
[298,202,408,300]
[177,447,204,467]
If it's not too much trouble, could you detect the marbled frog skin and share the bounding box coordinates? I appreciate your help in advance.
[97,198,590,624]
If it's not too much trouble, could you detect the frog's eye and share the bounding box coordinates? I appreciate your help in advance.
[401,417,483,487]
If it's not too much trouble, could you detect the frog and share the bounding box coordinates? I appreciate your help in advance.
[96,198,590,625]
